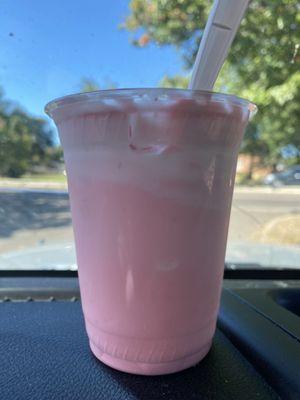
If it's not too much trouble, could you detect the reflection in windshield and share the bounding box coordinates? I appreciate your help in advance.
[0,0,299,270]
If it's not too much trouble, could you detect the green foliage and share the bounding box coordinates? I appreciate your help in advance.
[80,77,118,92]
[0,92,55,178]
[124,0,208,49]
[160,74,189,88]
[80,78,101,93]
[124,0,300,166]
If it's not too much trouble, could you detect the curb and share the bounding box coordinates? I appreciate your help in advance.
[234,186,300,195]
[0,181,300,195]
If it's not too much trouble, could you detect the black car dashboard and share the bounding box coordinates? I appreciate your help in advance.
[0,269,299,400]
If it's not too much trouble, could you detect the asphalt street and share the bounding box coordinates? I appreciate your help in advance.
[0,188,299,255]
[229,190,300,243]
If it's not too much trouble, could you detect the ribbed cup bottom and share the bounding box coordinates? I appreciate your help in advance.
[90,339,212,375]
[86,318,214,375]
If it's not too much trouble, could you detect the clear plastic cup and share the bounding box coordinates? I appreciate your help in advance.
[45,89,255,375]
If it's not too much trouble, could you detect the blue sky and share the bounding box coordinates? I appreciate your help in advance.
[0,0,184,120]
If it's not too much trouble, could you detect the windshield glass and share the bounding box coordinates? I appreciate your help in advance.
[0,0,299,270]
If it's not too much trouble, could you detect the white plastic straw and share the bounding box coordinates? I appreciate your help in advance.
[189,0,250,91]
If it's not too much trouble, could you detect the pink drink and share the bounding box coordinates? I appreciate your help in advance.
[46,89,254,375]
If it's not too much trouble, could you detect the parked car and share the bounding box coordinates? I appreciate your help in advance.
[264,165,300,187]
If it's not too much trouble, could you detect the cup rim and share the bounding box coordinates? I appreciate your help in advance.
[45,88,257,118]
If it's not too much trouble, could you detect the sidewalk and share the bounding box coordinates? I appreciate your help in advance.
[0,179,67,190]
[234,186,300,195]
[0,178,300,194]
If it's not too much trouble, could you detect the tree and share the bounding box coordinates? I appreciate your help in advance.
[80,78,101,93]
[80,77,118,93]
[0,90,55,177]
[123,0,300,169]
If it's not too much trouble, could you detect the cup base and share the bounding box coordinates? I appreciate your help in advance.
[89,339,212,375]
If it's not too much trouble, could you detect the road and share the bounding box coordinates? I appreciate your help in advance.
[229,190,300,242]
[0,187,299,255]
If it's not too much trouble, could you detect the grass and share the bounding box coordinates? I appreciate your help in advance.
[251,214,300,246]
[22,174,67,183]
[0,173,67,184]
[235,173,263,186]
